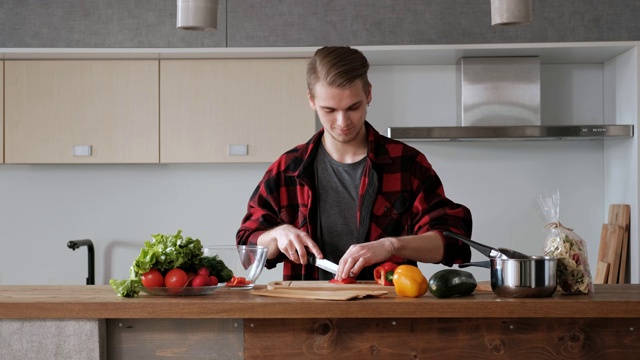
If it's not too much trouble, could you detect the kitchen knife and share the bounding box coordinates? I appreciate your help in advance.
[307,254,338,275]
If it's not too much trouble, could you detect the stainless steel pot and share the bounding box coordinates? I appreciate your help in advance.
[460,256,557,298]
[443,231,557,298]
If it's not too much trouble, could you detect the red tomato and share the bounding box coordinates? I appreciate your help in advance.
[208,275,219,286]
[140,268,164,289]
[191,274,211,287]
[197,267,209,277]
[329,277,357,285]
[165,268,189,289]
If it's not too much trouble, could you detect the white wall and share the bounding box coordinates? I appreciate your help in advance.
[604,46,639,283]
[368,64,608,282]
[0,61,633,286]
[0,163,273,285]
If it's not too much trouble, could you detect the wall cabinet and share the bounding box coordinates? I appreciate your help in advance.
[160,59,315,163]
[4,60,159,164]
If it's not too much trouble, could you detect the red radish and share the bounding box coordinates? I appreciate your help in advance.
[191,274,211,287]
[197,267,209,276]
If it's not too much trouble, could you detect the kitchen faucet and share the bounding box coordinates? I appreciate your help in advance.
[67,239,95,285]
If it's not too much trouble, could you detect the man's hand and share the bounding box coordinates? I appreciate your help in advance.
[258,224,322,265]
[335,238,395,280]
[335,232,445,280]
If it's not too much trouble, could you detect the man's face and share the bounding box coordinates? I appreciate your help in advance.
[308,80,371,145]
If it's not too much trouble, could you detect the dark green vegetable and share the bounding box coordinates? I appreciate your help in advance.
[195,255,234,283]
[428,269,477,298]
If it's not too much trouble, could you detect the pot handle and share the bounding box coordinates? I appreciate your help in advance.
[458,261,491,269]
[443,231,500,259]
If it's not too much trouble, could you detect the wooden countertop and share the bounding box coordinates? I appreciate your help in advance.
[1,284,639,319]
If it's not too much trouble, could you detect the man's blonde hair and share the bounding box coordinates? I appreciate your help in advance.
[306,46,371,98]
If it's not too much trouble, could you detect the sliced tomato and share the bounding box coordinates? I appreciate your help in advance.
[329,277,357,285]
[225,276,250,287]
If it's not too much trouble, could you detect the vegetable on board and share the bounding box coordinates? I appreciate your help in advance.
[373,261,399,286]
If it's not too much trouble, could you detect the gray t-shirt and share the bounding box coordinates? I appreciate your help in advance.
[315,144,367,280]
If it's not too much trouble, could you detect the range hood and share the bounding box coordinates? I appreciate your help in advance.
[388,125,634,141]
[387,56,634,142]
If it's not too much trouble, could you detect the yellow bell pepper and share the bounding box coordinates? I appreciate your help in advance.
[392,265,428,298]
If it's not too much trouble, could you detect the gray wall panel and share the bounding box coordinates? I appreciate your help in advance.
[227,0,640,47]
[0,0,226,48]
[0,0,638,48]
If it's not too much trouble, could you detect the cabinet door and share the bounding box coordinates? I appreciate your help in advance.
[5,60,159,164]
[160,59,315,163]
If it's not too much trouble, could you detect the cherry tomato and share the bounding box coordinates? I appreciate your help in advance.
[140,268,164,289]
[191,274,211,287]
[208,275,219,286]
[329,277,357,285]
[165,268,189,289]
[197,267,209,277]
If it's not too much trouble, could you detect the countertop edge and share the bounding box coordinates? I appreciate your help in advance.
[0,284,638,320]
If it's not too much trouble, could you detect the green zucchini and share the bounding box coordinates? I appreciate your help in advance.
[428,269,477,298]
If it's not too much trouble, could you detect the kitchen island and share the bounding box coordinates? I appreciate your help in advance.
[1,284,639,359]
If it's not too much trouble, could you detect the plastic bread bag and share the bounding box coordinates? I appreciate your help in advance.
[535,190,593,295]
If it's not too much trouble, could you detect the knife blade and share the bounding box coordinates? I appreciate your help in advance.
[307,254,338,275]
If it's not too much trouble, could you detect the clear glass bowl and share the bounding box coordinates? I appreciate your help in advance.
[203,245,268,289]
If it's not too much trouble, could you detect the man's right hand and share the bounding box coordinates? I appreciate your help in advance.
[257,224,322,265]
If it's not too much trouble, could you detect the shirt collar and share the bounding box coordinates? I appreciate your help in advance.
[285,121,393,178]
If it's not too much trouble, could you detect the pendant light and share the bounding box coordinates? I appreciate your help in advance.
[490,0,533,26]
[177,0,218,31]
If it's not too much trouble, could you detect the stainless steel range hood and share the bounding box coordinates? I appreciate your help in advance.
[387,56,634,142]
[388,125,634,141]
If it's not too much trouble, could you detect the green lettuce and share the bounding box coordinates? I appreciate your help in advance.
[109,230,204,297]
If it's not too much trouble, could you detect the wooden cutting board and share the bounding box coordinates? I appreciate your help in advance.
[252,288,388,301]
[597,223,624,284]
[608,204,630,283]
[267,280,493,293]
[476,281,492,292]
[267,280,389,291]
[594,261,610,284]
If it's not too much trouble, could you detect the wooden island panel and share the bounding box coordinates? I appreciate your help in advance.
[244,317,640,359]
[106,318,243,360]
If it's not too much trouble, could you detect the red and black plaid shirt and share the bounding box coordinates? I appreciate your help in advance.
[237,122,472,280]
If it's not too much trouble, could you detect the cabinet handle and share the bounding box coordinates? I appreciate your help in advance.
[73,145,92,157]
[228,144,248,156]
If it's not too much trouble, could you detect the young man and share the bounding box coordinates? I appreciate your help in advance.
[237,46,472,281]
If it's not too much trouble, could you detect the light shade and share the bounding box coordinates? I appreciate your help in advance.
[490,0,532,26]
[177,0,218,31]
